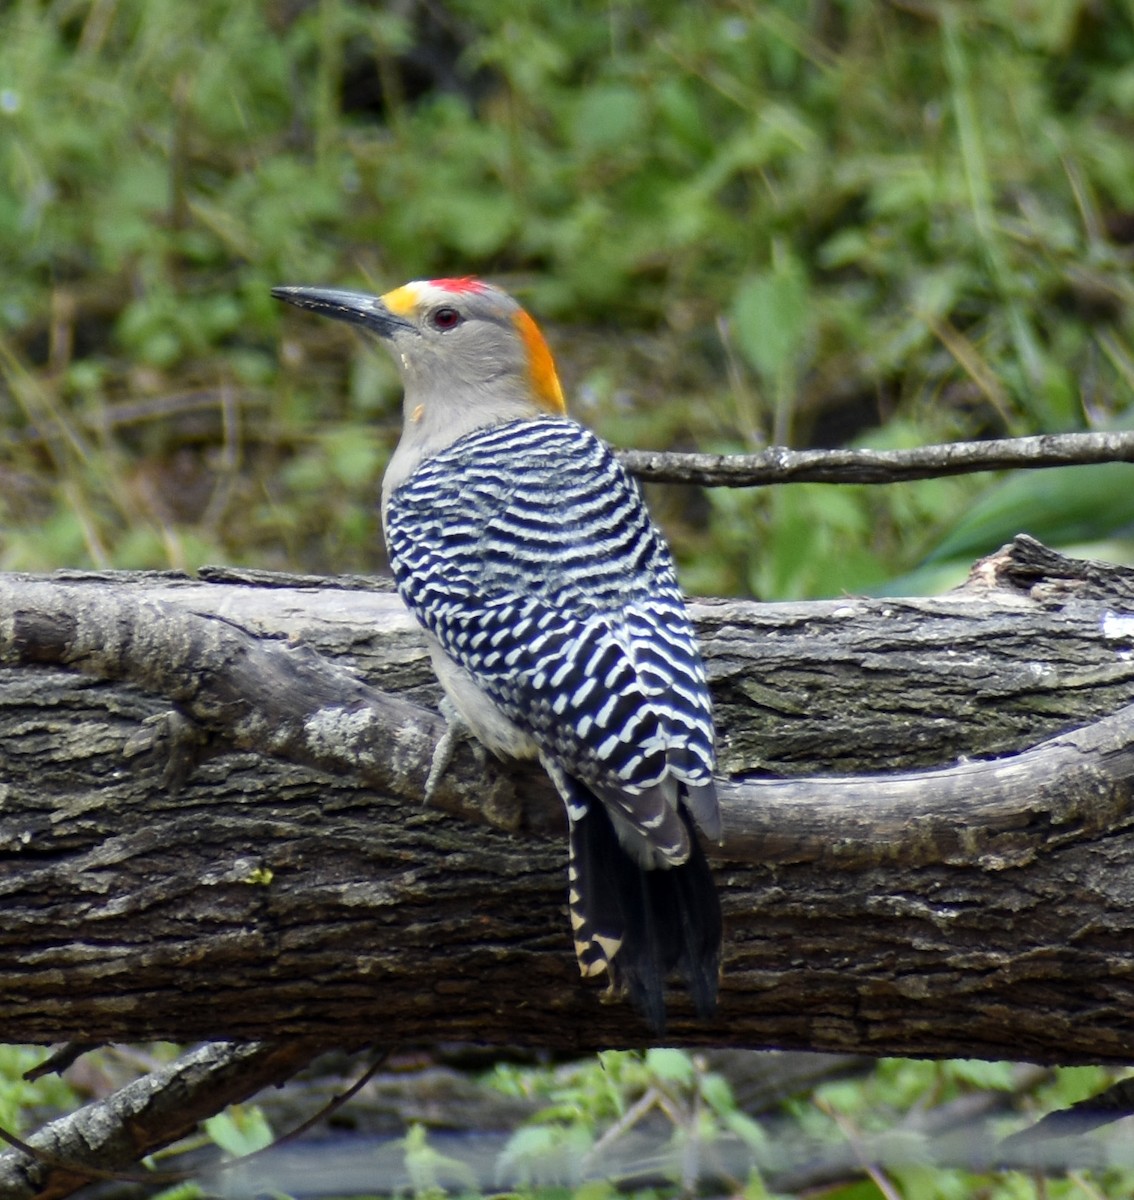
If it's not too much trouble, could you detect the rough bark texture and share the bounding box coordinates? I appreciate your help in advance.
[2,537,1134,1062]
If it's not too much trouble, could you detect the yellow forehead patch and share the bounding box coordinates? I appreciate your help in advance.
[380,283,421,316]
[513,309,566,414]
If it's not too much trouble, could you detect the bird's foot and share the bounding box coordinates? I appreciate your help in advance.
[122,708,206,793]
[423,697,485,804]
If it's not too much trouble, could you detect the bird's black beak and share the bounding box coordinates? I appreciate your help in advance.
[271,286,415,338]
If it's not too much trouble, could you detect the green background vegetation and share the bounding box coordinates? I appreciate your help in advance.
[4,0,1134,594]
[4,0,1134,1195]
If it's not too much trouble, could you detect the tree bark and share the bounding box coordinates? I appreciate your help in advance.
[3,537,1134,1062]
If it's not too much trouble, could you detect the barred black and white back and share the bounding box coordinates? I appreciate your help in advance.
[386,415,721,1026]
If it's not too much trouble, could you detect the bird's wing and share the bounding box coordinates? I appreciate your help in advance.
[385,418,717,853]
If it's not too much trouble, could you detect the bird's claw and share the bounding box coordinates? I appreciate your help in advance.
[423,697,485,804]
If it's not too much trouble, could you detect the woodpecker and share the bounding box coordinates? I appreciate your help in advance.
[273,277,722,1028]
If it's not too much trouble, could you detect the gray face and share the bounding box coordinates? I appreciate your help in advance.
[274,274,566,424]
[377,281,530,394]
[273,279,561,411]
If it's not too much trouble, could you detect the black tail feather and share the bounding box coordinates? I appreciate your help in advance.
[568,789,721,1032]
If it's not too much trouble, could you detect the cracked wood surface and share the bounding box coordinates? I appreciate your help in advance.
[2,537,1134,1061]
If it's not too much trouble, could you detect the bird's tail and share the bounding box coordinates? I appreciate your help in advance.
[566,781,721,1032]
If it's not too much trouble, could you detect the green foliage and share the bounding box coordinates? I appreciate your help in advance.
[3,0,1134,582]
[402,1122,480,1198]
[0,1046,79,1134]
[148,1184,208,1200]
[203,1103,275,1157]
[490,1049,777,1195]
[485,1053,1134,1198]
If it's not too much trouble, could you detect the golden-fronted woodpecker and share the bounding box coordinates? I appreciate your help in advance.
[273,277,721,1028]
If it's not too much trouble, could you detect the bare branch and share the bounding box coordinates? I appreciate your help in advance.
[0,1042,317,1200]
[0,576,527,837]
[3,569,1133,874]
[619,429,1134,486]
[1,538,1134,1060]
[723,697,1134,868]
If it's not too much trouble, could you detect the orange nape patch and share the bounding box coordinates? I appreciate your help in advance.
[512,309,566,414]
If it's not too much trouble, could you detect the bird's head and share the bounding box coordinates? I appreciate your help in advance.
[272,277,566,421]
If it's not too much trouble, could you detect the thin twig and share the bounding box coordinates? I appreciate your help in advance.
[814,1098,905,1200]
[618,430,1134,487]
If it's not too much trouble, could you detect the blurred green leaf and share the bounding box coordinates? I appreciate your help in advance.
[644,1047,694,1085]
[203,1105,273,1157]
[732,258,811,381]
[925,462,1134,565]
[402,1122,479,1196]
[495,1122,592,1188]
[944,1059,1018,1091]
[573,84,646,151]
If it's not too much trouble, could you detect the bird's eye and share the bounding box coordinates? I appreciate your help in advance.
[431,306,463,331]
